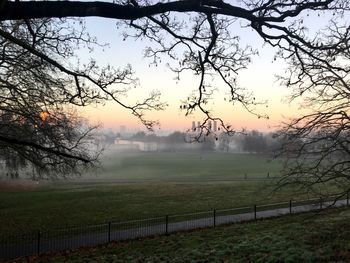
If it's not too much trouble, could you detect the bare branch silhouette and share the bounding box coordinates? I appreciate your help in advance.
[1,1,350,183]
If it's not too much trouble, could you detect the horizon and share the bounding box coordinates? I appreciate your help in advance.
[79,17,304,133]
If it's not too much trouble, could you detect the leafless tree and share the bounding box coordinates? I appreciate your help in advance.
[0,18,166,177]
[269,2,350,200]
[1,1,350,184]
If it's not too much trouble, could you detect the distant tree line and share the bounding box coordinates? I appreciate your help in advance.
[100,130,283,154]
[218,130,284,154]
[129,131,215,152]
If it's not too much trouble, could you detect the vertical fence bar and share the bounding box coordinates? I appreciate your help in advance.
[108,222,111,243]
[165,215,169,235]
[289,200,292,214]
[254,205,257,220]
[37,231,41,255]
[347,192,349,206]
[320,198,323,209]
[213,209,216,227]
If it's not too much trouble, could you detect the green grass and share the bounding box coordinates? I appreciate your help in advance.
[0,181,294,236]
[0,152,324,236]
[1,152,345,262]
[96,151,282,181]
[0,179,325,237]
[25,207,350,263]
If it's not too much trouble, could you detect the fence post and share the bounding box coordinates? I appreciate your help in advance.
[254,205,257,220]
[108,222,111,243]
[289,200,292,214]
[37,230,41,255]
[213,209,216,227]
[165,215,169,235]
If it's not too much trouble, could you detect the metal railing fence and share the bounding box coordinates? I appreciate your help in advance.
[1,195,348,261]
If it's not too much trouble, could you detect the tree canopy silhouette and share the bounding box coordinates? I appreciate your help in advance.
[1,0,350,184]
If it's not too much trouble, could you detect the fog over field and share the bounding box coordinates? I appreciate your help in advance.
[0,132,340,242]
[0,129,282,182]
[90,149,280,182]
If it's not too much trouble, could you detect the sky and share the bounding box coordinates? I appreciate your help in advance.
[77,13,323,134]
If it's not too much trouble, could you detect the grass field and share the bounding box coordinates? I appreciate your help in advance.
[0,152,321,236]
[22,207,350,263]
[96,151,282,181]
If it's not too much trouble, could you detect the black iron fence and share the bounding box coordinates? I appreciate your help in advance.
[1,196,348,261]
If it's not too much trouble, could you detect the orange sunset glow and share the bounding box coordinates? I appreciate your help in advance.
[85,91,298,132]
[79,17,302,133]
[39,111,48,122]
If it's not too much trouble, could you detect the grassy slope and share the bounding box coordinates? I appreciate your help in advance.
[0,153,287,236]
[98,152,282,180]
[1,181,301,236]
[5,152,338,237]
[25,207,350,263]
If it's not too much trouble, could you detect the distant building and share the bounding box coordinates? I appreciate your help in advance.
[114,139,158,152]
[190,120,218,132]
[119,125,126,134]
[192,121,196,131]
